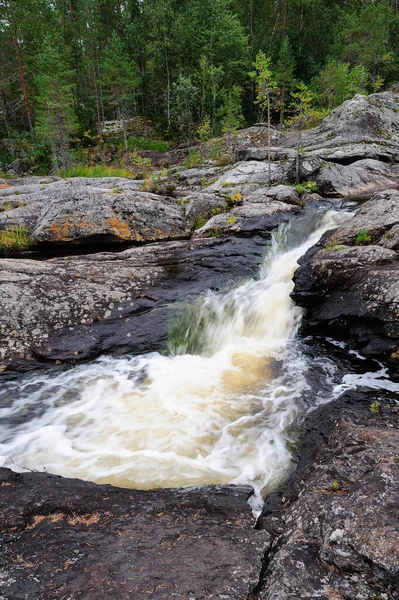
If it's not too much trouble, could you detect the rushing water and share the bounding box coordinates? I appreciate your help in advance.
[0,206,397,511]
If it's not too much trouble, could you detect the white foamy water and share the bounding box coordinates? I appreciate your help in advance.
[0,208,361,507]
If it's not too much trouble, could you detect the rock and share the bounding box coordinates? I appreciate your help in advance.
[291,190,399,361]
[284,90,399,162]
[207,161,290,197]
[236,147,296,163]
[0,177,187,246]
[172,165,225,187]
[182,192,228,229]
[0,229,287,370]
[3,158,30,175]
[0,471,269,600]
[256,388,399,600]
[317,158,399,197]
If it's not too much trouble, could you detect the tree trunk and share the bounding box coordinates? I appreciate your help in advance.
[0,84,15,156]
[280,89,285,126]
[12,18,34,141]
[267,91,271,186]
[121,105,128,151]
[165,40,171,130]
[296,120,302,185]
[248,0,253,48]
[56,108,68,170]
[281,0,287,41]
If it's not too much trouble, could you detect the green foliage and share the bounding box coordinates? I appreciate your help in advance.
[311,61,368,110]
[355,228,372,246]
[218,86,245,133]
[275,38,297,123]
[294,181,318,195]
[250,51,277,118]
[102,33,140,150]
[223,191,242,207]
[34,34,78,170]
[0,226,35,253]
[184,148,203,167]
[370,400,381,414]
[196,116,212,143]
[332,1,394,81]
[171,76,200,142]
[227,215,237,225]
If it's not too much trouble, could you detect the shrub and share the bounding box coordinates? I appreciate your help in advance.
[184,148,203,167]
[355,228,372,245]
[295,180,318,194]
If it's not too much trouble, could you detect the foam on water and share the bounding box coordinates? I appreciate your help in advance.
[3,207,393,510]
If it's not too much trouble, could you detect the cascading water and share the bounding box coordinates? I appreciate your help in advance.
[0,206,397,511]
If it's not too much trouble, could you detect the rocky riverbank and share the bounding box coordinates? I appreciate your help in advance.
[0,91,398,599]
[0,382,397,600]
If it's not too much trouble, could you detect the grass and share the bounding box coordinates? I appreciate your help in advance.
[0,225,35,252]
[58,165,133,178]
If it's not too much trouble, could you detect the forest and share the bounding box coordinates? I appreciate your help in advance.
[1,0,398,172]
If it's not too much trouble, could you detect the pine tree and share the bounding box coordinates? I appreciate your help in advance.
[275,37,296,125]
[102,33,140,150]
[35,34,77,170]
[250,51,277,186]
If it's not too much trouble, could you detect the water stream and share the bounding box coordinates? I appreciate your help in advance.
[1,206,397,511]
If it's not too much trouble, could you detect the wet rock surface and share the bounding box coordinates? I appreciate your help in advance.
[292,190,399,362]
[255,388,399,600]
[0,387,397,599]
[0,473,268,600]
[0,221,290,371]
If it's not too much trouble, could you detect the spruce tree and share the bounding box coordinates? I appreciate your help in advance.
[34,34,77,170]
[276,37,296,125]
[102,33,140,150]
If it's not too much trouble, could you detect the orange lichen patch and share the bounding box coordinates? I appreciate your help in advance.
[0,183,12,189]
[16,555,35,568]
[106,216,132,240]
[27,512,66,528]
[67,512,101,526]
[1,481,12,486]
[46,220,72,241]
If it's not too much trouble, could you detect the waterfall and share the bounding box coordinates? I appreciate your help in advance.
[0,208,359,509]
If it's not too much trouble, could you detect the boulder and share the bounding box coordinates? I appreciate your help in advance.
[317,158,399,197]
[284,90,399,162]
[0,177,187,246]
[291,190,399,361]
[207,161,291,197]
[3,158,30,175]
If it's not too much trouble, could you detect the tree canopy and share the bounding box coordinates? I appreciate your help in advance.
[0,0,398,168]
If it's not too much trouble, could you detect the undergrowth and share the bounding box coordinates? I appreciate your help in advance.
[58,165,133,178]
[0,225,35,252]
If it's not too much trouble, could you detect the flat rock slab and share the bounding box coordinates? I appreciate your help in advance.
[0,177,187,246]
[284,90,399,162]
[0,472,269,599]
